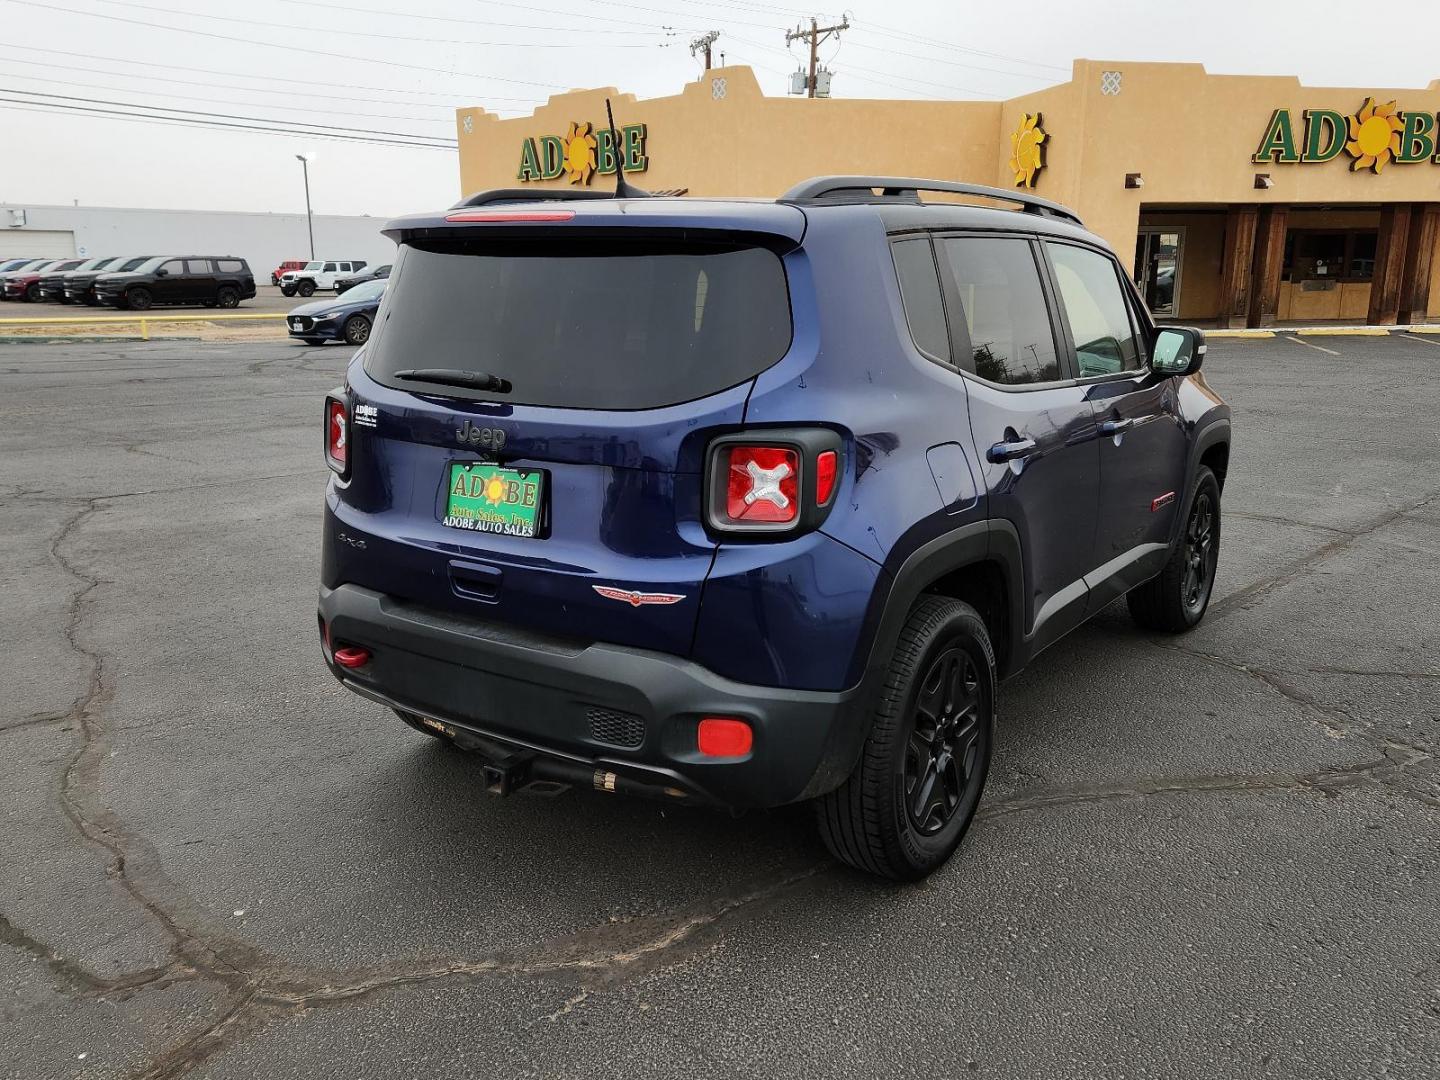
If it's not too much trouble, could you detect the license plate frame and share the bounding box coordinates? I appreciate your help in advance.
[442,461,545,538]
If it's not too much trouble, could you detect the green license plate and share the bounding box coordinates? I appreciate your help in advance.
[443,462,544,538]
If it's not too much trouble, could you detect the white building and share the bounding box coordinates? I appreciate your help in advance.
[0,203,396,277]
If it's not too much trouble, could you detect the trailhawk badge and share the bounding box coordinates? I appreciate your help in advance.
[592,585,686,607]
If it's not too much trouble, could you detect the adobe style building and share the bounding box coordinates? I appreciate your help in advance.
[455,60,1440,327]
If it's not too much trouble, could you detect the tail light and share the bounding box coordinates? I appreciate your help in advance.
[697,717,754,757]
[324,393,349,476]
[705,429,843,537]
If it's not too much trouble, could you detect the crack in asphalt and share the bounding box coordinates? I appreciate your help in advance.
[1206,490,1440,621]
[8,445,1437,1078]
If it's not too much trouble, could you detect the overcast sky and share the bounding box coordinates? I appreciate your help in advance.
[3,0,1439,218]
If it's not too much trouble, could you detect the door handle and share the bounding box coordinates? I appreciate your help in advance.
[986,436,1038,464]
[1099,418,1135,436]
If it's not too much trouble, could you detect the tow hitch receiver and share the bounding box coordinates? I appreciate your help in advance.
[482,751,534,796]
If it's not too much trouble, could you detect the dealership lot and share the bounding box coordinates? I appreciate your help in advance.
[0,284,303,320]
[2,334,1437,1078]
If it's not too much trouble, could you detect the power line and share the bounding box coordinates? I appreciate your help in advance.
[0,69,470,124]
[277,0,671,36]
[0,89,457,146]
[9,0,571,91]
[0,97,458,150]
[784,17,849,98]
[0,43,545,104]
[83,0,669,49]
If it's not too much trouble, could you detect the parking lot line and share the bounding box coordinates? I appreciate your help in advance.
[1403,332,1440,348]
[1282,334,1339,356]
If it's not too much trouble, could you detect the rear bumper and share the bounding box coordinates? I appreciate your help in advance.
[318,583,869,809]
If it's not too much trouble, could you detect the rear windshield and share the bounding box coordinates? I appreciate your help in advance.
[365,235,793,410]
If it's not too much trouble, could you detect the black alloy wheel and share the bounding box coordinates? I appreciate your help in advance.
[905,647,985,835]
[342,315,371,346]
[297,280,316,297]
[817,595,995,880]
[1182,489,1217,614]
[127,287,153,311]
[25,282,41,302]
[1127,465,1222,632]
[216,287,239,309]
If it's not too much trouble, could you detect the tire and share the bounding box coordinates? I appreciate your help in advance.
[816,595,996,881]
[126,287,153,311]
[342,314,371,346]
[83,296,101,307]
[270,275,279,286]
[394,708,455,744]
[297,279,316,297]
[25,283,41,302]
[1128,465,1221,633]
[216,286,239,309]
[281,286,297,298]
[300,337,325,346]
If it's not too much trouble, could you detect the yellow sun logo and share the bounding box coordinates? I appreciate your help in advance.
[561,121,598,185]
[1345,97,1405,173]
[1009,112,1048,189]
[482,476,507,505]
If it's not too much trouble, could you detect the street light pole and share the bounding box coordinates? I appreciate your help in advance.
[296,153,315,259]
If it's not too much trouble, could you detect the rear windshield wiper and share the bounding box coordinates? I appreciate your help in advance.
[393,368,512,394]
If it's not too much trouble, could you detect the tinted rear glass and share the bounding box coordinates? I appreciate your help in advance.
[366,236,792,410]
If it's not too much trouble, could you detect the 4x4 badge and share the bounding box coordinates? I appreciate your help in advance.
[592,585,686,607]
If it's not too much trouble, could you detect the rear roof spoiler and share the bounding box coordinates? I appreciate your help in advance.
[779,175,1084,227]
[449,188,616,210]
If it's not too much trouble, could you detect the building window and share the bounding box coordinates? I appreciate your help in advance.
[1283,229,1378,283]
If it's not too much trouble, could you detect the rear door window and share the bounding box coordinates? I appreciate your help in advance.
[366,236,793,410]
[939,237,1061,385]
[217,259,245,273]
[1045,242,1143,376]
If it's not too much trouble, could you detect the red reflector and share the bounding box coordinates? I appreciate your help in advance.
[815,449,838,505]
[332,645,370,669]
[326,399,348,471]
[697,717,753,757]
[724,446,799,524]
[444,210,576,223]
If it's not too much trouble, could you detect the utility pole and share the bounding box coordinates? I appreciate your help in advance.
[690,30,720,70]
[785,16,849,98]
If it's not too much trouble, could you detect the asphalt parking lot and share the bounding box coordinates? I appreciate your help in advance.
[3,331,1437,1079]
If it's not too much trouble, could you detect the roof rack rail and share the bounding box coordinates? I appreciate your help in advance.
[449,188,618,210]
[778,175,1083,227]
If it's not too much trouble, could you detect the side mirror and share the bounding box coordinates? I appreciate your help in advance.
[1152,326,1206,376]
[155,267,168,277]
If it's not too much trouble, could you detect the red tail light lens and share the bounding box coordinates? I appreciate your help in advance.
[815,449,838,505]
[723,446,799,525]
[325,397,348,475]
[697,717,753,757]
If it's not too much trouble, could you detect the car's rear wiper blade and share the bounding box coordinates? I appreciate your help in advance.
[393,368,512,394]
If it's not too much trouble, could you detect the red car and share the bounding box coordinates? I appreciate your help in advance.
[3,258,84,301]
[271,259,306,286]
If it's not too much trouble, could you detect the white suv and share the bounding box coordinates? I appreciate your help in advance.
[279,260,368,297]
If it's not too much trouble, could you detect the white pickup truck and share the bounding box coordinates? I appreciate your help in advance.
[279,260,368,297]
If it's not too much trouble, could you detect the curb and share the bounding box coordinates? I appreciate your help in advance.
[0,335,203,345]
[1207,324,1439,339]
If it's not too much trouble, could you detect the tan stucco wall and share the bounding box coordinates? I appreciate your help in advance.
[457,60,1440,320]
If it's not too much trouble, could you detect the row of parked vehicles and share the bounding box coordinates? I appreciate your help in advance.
[272,259,391,296]
[0,255,257,309]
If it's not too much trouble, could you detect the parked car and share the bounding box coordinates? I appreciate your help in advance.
[317,177,1231,881]
[280,260,367,297]
[0,257,39,274]
[66,256,153,306]
[272,259,306,286]
[38,256,122,303]
[335,263,391,294]
[287,277,384,345]
[0,259,59,300]
[94,256,257,310]
[3,257,85,301]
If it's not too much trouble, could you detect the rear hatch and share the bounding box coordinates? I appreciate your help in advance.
[332,200,806,656]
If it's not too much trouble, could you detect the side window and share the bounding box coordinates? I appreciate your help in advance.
[890,238,950,364]
[323,262,338,273]
[217,259,244,274]
[185,259,212,274]
[1047,243,1142,377]
[939,237,1061,385]
[159,259,186,276]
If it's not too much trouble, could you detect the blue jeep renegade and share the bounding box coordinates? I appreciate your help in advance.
[319,176,1231,880]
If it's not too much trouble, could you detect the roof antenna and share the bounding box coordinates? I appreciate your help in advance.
[605,97,650,199]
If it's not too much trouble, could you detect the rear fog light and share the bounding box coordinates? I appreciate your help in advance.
[697,716,754,757]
